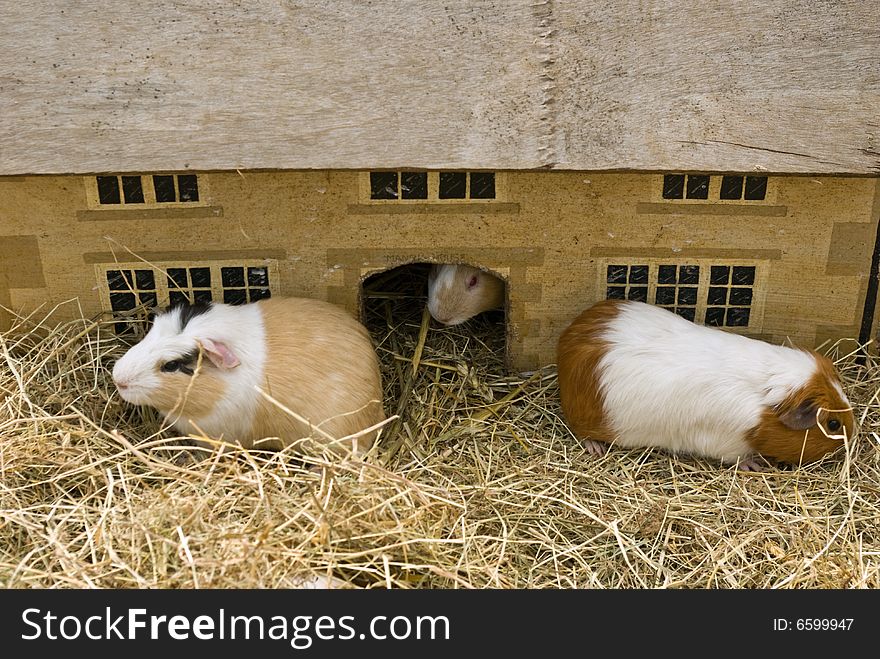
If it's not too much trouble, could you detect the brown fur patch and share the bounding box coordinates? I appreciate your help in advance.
[156,356,226,422]
[746,351,855,464]
[247,297,386,455]
[556,299,621,445]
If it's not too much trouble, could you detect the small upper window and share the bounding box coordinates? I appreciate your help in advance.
[91,174,202,207]
[438,172,495,200]
[370,172,428,200]
[663,173,768,201]
[662,174,709,200]
[369,171,496,201]
[153,174,200,203]
[720,175,767,201]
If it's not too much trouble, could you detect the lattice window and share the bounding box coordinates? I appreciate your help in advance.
[654,264,700,321]
[106,269,159,314]
[605,264,649,302]
[599,259,765,330]
[98,261,277,334]
[705,265,756,327]
[367,171,498,201]
[166,267,214,307]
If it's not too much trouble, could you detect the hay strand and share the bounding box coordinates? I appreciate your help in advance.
[1,289,879,589]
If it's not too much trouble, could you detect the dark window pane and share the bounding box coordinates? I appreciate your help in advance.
[248,267,269,287]
[169,291,190,307]
[662,174,684,199]
[221,267,245,287]
[686,175,709,199]
[726,308,751,327]
[744,176,767,200]
[193,289,213,304]
[729,287,753,306]
[606,286,626,299]
[720,175,743,200]
[705,307,725,327]
[121,176,144,203]
[677,287,698,306]
[370,172,398,200]
[607,265,628,284]
[135,269,155,290]
[114,321,133,336]
[732,266,756,285]
[249,288,271,301]
[707,287,728,306]
[658,265,677,284]
[676,307,696,321]
[190,267,211,288]
[469,172,495,199]
[178,175,199,202]
[224,289,247,305]
[153,175,176,202]
[401,172,428,199]
[97,176,121,204]
[629,265,649,284]
[138,292,158,307]
[679,265,700,285]
[439,172,467,199]
[628,287,648,302]
[167,268,188,288]
[710,265,730,285]
[106,269,132,291]
[655,287,676,305]
[110,292,136,311]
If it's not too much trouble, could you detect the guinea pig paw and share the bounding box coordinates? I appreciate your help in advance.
[736,456,771,472]
[581,439,609,457]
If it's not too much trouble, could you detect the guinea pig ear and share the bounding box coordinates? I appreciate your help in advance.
[198,338,241,369]
[778,398,819,431]
[467,274,479,289]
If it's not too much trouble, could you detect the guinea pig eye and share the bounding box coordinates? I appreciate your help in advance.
[160,360,180,373]
[827,418,842,432]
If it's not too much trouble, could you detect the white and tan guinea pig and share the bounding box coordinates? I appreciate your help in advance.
[112,297,385,455]
[556,299,854,470]
[427,264,505,325]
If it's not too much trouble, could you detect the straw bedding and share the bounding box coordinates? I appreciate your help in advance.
[1,275,878,589]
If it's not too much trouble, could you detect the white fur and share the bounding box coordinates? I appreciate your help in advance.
[112,304,267,442]
[597,302,820,462]
[426,265,458,323]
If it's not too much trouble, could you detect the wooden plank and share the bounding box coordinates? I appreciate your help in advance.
[551,1,880,173]
[0,1,877,175]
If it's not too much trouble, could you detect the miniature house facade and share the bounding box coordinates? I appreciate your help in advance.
[1,1,878,370]
[1,170,877,370]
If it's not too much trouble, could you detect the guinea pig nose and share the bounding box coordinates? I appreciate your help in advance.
[114,378,129,390]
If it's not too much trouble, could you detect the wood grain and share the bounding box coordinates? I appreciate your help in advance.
[0,1,877,175]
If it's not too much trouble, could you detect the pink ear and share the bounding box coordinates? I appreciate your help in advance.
[467,274,478,289]
[198,338,241,369]
[778,399,818,430]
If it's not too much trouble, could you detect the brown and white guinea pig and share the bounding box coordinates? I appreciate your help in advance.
[426,264,505,326]
[556,299,855,470]
[112,297,385,455]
